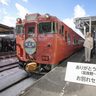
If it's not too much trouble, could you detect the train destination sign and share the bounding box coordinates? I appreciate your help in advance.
[24,38,36,55]
[65,62,96,86]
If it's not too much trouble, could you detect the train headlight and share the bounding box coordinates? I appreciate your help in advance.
[45,13,50,18]
[16,18,22,23]
[24,38,36,55]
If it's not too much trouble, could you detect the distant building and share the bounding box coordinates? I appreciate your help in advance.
[0,24,15,39]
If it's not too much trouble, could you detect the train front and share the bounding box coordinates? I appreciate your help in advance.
[16,13,58,73]
[16,14,39,72]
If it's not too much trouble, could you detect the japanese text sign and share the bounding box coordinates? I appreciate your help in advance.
[65,62,96,86]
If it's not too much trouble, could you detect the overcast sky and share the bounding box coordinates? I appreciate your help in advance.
[0,0,96,37]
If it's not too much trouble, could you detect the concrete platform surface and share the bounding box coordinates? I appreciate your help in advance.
[19,49,96,96]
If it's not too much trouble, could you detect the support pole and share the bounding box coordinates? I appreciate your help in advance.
[84,26,86,38]
[89,18,91,32]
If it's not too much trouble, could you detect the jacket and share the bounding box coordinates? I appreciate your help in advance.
[83,37,93,49]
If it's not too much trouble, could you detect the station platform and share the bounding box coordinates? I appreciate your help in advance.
[19,49,96,96]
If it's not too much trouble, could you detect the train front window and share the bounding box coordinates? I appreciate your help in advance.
[28,26,35,34]
[16,25,23,34]
[39,22,56,34]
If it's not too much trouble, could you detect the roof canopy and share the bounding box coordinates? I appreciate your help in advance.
[0,24,14,32]
[74,16,96,37]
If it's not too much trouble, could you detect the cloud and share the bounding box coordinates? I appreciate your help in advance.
[22,0,28,2]
[0,0,10,5]
[2,8,7,15]
[63,4,87,38]
[0,3,29,27]
[1,16,16,27]
[74,4,86,18]
[15,3,29,19]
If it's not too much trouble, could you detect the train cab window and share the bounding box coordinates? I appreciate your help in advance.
[28,26,35,34]
[39,22,51,34]
[39,22,57,34]
[16,25,23,34]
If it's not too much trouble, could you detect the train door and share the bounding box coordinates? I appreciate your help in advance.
[65,31,71,44]
[65,30,72,56]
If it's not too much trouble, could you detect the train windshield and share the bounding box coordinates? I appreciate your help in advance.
[16,25,23,34]
[28,26,35,34]
[39,22,55,34]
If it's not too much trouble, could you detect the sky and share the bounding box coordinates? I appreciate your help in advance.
[0,0,96,37]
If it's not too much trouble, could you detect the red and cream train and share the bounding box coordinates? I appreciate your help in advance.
[16,13,84,73]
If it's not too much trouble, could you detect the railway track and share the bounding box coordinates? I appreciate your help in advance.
[0,57,43,96]
[0,57,19,72]
[0,52,16,59]
[0,62,18,72]
[0,67,43,96]
[0,68,28,92]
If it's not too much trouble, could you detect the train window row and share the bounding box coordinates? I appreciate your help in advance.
[16,22,83,46]
[58,24,83,46]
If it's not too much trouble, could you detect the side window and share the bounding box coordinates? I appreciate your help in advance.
[73,37,78,45]
[62,25,64,35]
[56,23,58,32]
[78,39,83,45]
[53,22,55,32]
[67,33,71,45]
[78,39,80,45]
[59,25,64,35]
[52,22,55,33]
[16,25,23,34]
[65,31,67,42]
[59,25,62,34]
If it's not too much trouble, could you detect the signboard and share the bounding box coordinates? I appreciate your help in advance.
[25,14,39,21]
[65,62,96,86]
[24,38,36,55]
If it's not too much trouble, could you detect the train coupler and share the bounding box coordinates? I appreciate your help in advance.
[25,62,37,73]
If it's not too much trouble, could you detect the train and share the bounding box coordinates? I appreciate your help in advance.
[0,33,16,52]
[16,13,84,73]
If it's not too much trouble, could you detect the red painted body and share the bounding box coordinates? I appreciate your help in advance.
[16,13,84,67]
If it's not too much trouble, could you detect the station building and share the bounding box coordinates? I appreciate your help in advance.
[74,16,96,55]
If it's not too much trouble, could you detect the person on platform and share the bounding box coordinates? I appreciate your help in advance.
[83,32,93,62]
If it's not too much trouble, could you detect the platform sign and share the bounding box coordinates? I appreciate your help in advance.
[65,62,96,86]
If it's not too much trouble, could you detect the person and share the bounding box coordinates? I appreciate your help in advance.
[83,32,93,62]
